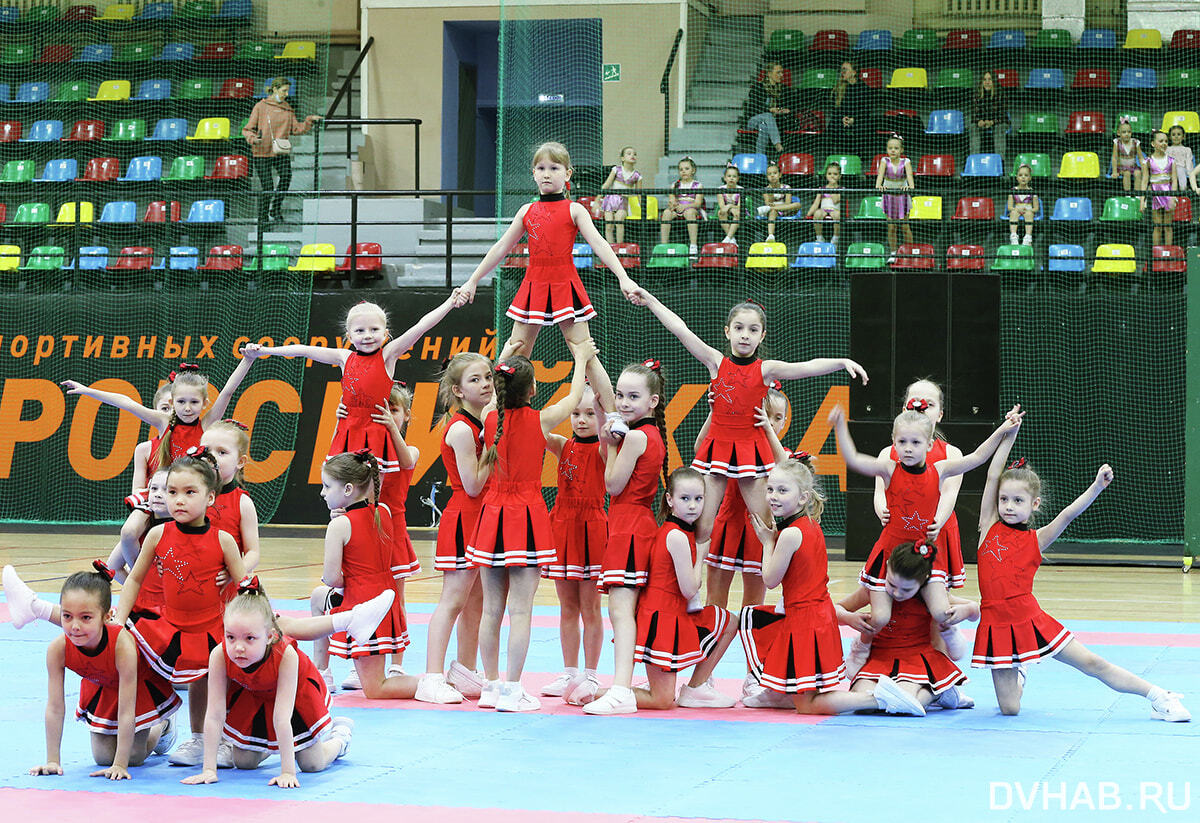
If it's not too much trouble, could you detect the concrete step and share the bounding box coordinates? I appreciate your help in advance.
[397,261,491,288]
[670,124,734,148]
[688,81,749,107]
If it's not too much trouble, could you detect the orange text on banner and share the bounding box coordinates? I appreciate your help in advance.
[67,379,144,481]
[0,379,66,478]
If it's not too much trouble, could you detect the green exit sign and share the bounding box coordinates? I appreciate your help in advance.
[602,63,621,82]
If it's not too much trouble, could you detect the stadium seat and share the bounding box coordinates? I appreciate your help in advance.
[200,43,234,61]
[52,81,90,102]
[777,153,814,178]
[0,160,35,184]
[908,196,943,220]
[1025,68,1065,91]
[13,202,51,224]
[596,242,641,271]
[766,29,803,55]
[890,243,935,269]
[1124,29,1162,51]
[186,118,230,140]
[199,244,244,271]
[73,44,112,63]
[1162,111,1200,133]
[1161,69,1198,107]
[39,45,74,65]
[19,120,63,142]
[15,82,50,103]
[136,3,174,21]
[733,153,768,175]
[925,109,965,134]
[648,243,690,268]
[1117,68,1156,90]
[98,201,137,224]
[952,196,995,221]
[1092,243,1136,274]
[798,68,836,103]
[858,67,884,89]
[962,153,1003,178]
[1051,196,1093,222]
[78,157,119,183]
[52,201,94,225]
[992,68,1020,89]
[179,78,214,100]
[1047,243,1086,272]
[1032,30,1073,50]
[153,247,198,271]
[143,200,182,222]
[288,243,336,272]
[1057,152,1100,179]
[1079,29,1117,51]
[625,196,660,221]
[95,3,135,21]
[179,0,217,20]
[854,30,892,52]
[845,242,886,269]
[1170,30,1200,51]
[0,121,21,142]
[1,44,33,65]
[146,118,188,141]
[118,156,162,183]
[185,199,225,223]
[89,80,130,102]
[935,68,974,103]
[811,30,849,53]
[825,155,862,176]
[217,0,253,20]
[1116,110,1152,136]
[1100,196,1142,222]
[1174,197,1192,222]
[914,154,954,181]
[335,242,384,276]
[887,67,927,88]
[987,30,1025,50]
[898,29,939,54]
[276,41,317,60]
[1066,111,1105,135]
[110,247,155,272]
[35,159,77,182]
[943,29,981,51]
[946,244,984,270]
[62,119,103,142]
[854,196,887,220]
[216,78,255,99]
[132,79,171,101]
[695,243,738,269]
[572,243,593,269]
[991,244,1034,270]
[104,118,146,142]
[20,246,66,272]
[1071,68,1111,95]
[236,41,274,61]
[156,43,194,62]
[746,242,787,268]
[206,154,249,180]
[791,242,836,270]
[115,44,153,64]
[877,109,922,142]
[0,246,19,271]
[77,247,110,270]
[0,84,11,104]
[1151,245,1185,273]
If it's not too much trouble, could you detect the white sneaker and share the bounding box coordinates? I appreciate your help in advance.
[844,637,871,679]
[329,716,354,758]
[1010,233,1019,245]
[887,253,897,265]
[153,714,177,755]
[319,668,337,694]
[477,679,501,709]
[2,565,40,629]
[414,673,463,704]
[1151,691,1191,722]
[447,660,485,699]
[742,686,795,709]
[386,664,406,678]
[939,626,969,660]
[346,590,395,641]
[216,740,234,769]
[677,682,737,709]
[560,670,589,701]
[1014,662,1027,691]
[873,675,926,716]
[1022,234,1033,246]
[741,673,759,698]
[932,685,974,710]
[566,673,600,706]
[496,682,541,712]
[728,235,738,246]
[168,735,205,766]
[583,685,637,715]
[341,667,362,691]
[541,672,575,697]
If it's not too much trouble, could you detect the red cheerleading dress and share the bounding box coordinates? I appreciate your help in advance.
[597,418,666,592]
[329,501,409,658]
[380,463,420,579]
[468,407,555,567]
[505,193,596,326]
[692,356,774,478]
[971,521,1073,668]
[708,479,761,574]
[854,595,967,694]
[634,518,730,671]
[222,638,333,753]
[545,435,607,580]
[127,519,228,684]
[739,514,844,693]
[435,410,487,571]
[145,417,203,475]
[209,483,248,556]
[66,623,181,734]
[129,514,170,617]
[860,461,957,590]
[890,439,965,588]
[326,347,400,473]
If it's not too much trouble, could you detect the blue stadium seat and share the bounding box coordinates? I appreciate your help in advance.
[0,83,9,103]
[925,110,964,134]
[156,43,194,62]
[1050,196,1093,221]
[15,82,50,103]
[118,156,162,182]
[98,201,137,223]
[136,2,174,21]
[20,120,63,142]
[988,30,1026,50]
[855,30,892,51]
[733,153,768,175]
[1079,29,1117,51]
[133,79,171,100]
[146,117,188,141]
[186,200,225,223]
[1118,68,1156,89]
[962,153,1003,177]
[572,243,592,269]
[1025,68,1065,89]
[1047,243,1086,271]
[217,0,253,20]
[77,247,110,270]
[36,158,78,182]
[74,44,113,63]
[793,242,837,268]
[155,247,200,271]
[0,7,19,24]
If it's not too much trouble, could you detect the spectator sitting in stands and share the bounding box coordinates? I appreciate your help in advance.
[745,63,793,158]
[829,60,872,160]
[968,71,1008,162]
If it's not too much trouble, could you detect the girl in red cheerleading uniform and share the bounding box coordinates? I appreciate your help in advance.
[29,565,179,780]
[416,352,495,705]
[831,404,1022,677]
[375,383,420,676]
[456,141,639,381]
[202,420,262,590]
[113,450,245,767]
[972,422,1189,721]
[181,578,392,789]
[632,468,737,710]
[584,360,668,716]
[631,288,867,549]
[468,339,594,712]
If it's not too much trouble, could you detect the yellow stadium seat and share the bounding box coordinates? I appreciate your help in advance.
[908,196,943,220]
[1162,111,1200,134]
[186,117,231,140]
[746,241,788,268]
[625,196,642,220]
[1092,244,1136,274]
[54,202,95,225]
[1123,29,1162,50]
[644,195,659,220]
[289,243,337,272]
[1057,152,1100,179]
[276,41,317,60]
[887,68,927,89]
[95,3,136,21]
[89,80,130,102]
[0,245,19,271]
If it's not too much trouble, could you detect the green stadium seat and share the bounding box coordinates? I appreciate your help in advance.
[0,160,35,185]
[936,68,973,89]
[1,44,33,65]
[104,119,146,142]
[163,155,206,181]
[1033,29,1073,50]
[854,196,887,219]
[53,81,90,102]
[825,154,862,175]
[799,68,837,90]
[991,244,1035,270]
[178,0,217,20]
[1100,196,1142,221]
[20,246,66,271]
[242,243,292,272]
[1012,153,1053,177]
[235,41,275,61]
[1116,111,1152,136]
[25,6,59,25]
[14,202,51,224]
[178,78,214,100]
[767,29,804,53]
[845,242,886,269]
[648,243,690,268]
[898,29,939,52]
[115,44,153,63]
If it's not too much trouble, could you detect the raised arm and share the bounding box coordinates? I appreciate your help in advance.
[541,338,595,432]
[61,381,168,429]
[244,341,347,367]
[572,203,638,297]
[457,207,530,304]
[588,357,616,414]
[937,405,1023,480]
[1036,465,1113,551]
[762,356,868,384]
[383,290,461,365]
[977,424,1020,537]
[630,287,723,374]
[829,405,892,479]
[203,348,260,425]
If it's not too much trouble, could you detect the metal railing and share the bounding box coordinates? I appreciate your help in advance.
[660,28,684,153]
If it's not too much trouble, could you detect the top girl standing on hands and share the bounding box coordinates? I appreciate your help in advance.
[633,291,867,547]
[597,145,642,244]
[456,142,639,370]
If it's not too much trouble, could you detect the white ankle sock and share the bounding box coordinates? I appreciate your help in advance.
[1147,685,1166,702]
[563,666,578,677]
[32,598,55,622]
[330,610,352,632]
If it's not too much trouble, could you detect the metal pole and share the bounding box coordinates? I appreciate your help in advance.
[349,192,359,287]
[414,122,420,191]
[313,127,321,191]
[445,192,454,289]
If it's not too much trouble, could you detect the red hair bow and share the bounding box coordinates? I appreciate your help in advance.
[742,297,765,308]
[495,363,516,376]
[790,450,812,463]
[770,380,782,391]
[913,539,932,558]
[352,448,373,461]
[185,445,211,459]
[237,575,261,594]
[92,559,115,582]
[220,418,249,431]
[642,358,661,372]
[906,398,931,412]
[169,363,200,382]
[394,380,407,389]
[1008,457,1026,470]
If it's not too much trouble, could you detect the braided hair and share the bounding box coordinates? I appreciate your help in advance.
[325,450,383,533]
[621,360,669,496]
[153,364,209,471]
[481,356,534,470]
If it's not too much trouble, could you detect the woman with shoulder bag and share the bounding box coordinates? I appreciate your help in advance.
[243,77,322,225]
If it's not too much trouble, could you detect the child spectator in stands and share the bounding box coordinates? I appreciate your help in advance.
[876,136,914,263]
[716,164,743,246]
[661,156,705,257]
[597,146,642,244]
[1111,118,1145,192]
[1142,130,1178,247]
[805,162,842,247]
[1167,125,1194,194]
[757,162,802,243]
[746,63,791,157]
[829,61,871,161]
[968,71,1008,161]
[1008,164,1039,247]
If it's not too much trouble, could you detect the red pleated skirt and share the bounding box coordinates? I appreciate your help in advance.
[739,603,845,693]
[634,604,730,672]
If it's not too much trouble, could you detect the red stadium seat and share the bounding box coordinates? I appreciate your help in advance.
[595,242,640,270]
[946,244,985,270]
[859,67,884,89]
[206,154,249,180]
[575,195,597,214]
[77,157,119,183]
[199,245,244,271]
[216,78,255,99]
[1151,245,1185,273]
[810,30,849,53]
[199,43,234,61]
[62,119,104,142]
[1072,69,1111,90]
[778,152,814,177]
[1171,30,1200,50]
[915,154,955,178]
[695,243,740,268]
[944,29,982,51]
[38,45,74,64]
[953,196,996,221]
[109,247,154,271]
[144,201,182,222]
[63,5,97,22]
[502,243,529,268]
[1065,111,1106,134]
[336,242,384,272]
[0,121,21,142]
[890,243,936,269]
[992,68,1020,89]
